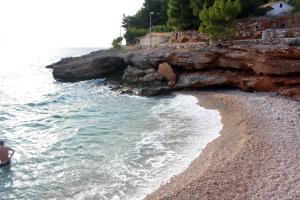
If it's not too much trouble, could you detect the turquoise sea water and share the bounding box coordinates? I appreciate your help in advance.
[0,48,222,200]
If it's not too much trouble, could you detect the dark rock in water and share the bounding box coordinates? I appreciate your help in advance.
[50,50,127,82]
[53,56,126,82]
[139,87,172,96]
[111,84,171,96]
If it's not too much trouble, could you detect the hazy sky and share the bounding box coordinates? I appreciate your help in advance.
[0,0,144,48]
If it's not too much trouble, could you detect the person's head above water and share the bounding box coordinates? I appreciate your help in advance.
[0,141,4,146]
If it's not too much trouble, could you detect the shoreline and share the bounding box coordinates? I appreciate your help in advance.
[145,90,300,200]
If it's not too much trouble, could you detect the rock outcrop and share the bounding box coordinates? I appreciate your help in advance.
[48,50,127,82]
[167,44,300,75]
[262,28,300,41]
[49,43,300,100]
[234,13,300,40]
[176,70,300,99]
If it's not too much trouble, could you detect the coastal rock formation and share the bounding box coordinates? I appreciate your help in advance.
[123,48,172,69]
[122,66,157,84]
[48,50,127,82]
[49,43,300,100]
[176,70,300,100]
[167,44,300,75]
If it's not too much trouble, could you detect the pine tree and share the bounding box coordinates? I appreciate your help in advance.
[200,0,242,40]
[167,0,199,30]
[190,0,215,17]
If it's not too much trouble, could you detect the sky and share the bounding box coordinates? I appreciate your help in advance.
[0,0,144,48]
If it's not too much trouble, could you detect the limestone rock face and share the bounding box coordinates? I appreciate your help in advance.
[176,70,300,100]
[167,50,218,70]
[123,48,173,69]
[157,62,176,84]
[175,70,240,88]
[167,44,300,75]
[123,65,156,84]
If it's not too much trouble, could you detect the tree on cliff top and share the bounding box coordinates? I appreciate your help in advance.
[122,0,168,44]
[122,0,168,29]
[167,0,199,30]
[200,0,242,40]
[191,0,267,18]
[190,0,215,17]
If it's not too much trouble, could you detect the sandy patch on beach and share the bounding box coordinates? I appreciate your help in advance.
[145,91,300,200]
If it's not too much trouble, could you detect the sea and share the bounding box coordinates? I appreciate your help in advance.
[0,48,222,200]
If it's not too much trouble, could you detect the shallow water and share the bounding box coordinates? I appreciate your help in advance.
[0,48,222,200]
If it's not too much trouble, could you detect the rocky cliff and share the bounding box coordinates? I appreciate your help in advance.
[48,42,300,100]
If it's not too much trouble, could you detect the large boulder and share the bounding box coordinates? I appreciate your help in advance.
[157,62,176,84]
[50,50,127,82]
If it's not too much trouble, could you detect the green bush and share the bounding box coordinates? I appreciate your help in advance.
[167,0,199,30]
[200,0,242,41]
[124,28,148,45]
[151,25,171,32]
[111,37,123,49]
